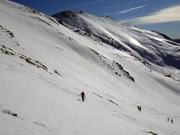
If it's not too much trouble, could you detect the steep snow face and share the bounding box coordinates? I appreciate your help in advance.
[53,11,180,69]
[0,1,180,135]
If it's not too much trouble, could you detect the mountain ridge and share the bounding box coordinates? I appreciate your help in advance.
[53,10,180,69]
[173,39,180,44]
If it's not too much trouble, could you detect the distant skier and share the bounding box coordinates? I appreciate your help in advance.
[80,91,85,102]
[137,105,142,112]
[171,119,173,123]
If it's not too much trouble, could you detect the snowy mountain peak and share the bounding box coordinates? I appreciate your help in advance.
[53,10,180,69]
[53,10,78,19]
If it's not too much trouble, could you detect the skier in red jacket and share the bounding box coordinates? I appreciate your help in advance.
[80,91,85,102]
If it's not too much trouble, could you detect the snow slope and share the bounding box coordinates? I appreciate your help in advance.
[53,11,180,70]
[0,1,180,135]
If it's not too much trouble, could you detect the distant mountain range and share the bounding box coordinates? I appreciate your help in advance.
[174,39,180,43]
[53,10,180,69]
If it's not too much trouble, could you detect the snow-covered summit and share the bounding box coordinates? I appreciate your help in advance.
[0,1,180,135]
[53,11,180,69]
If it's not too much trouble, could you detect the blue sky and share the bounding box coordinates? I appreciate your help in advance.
[12,0,180,38]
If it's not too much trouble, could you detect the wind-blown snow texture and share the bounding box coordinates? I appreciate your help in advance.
[0,1,180,135]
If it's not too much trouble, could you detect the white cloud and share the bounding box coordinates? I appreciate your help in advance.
[129,5,180,24]
[102,5,145,16]
[118,5,145,15]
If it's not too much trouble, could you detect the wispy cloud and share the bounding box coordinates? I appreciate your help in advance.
[66,0,105,9]
[117,5,145,15]
[102,5,145,16]
[128,5,180,24]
